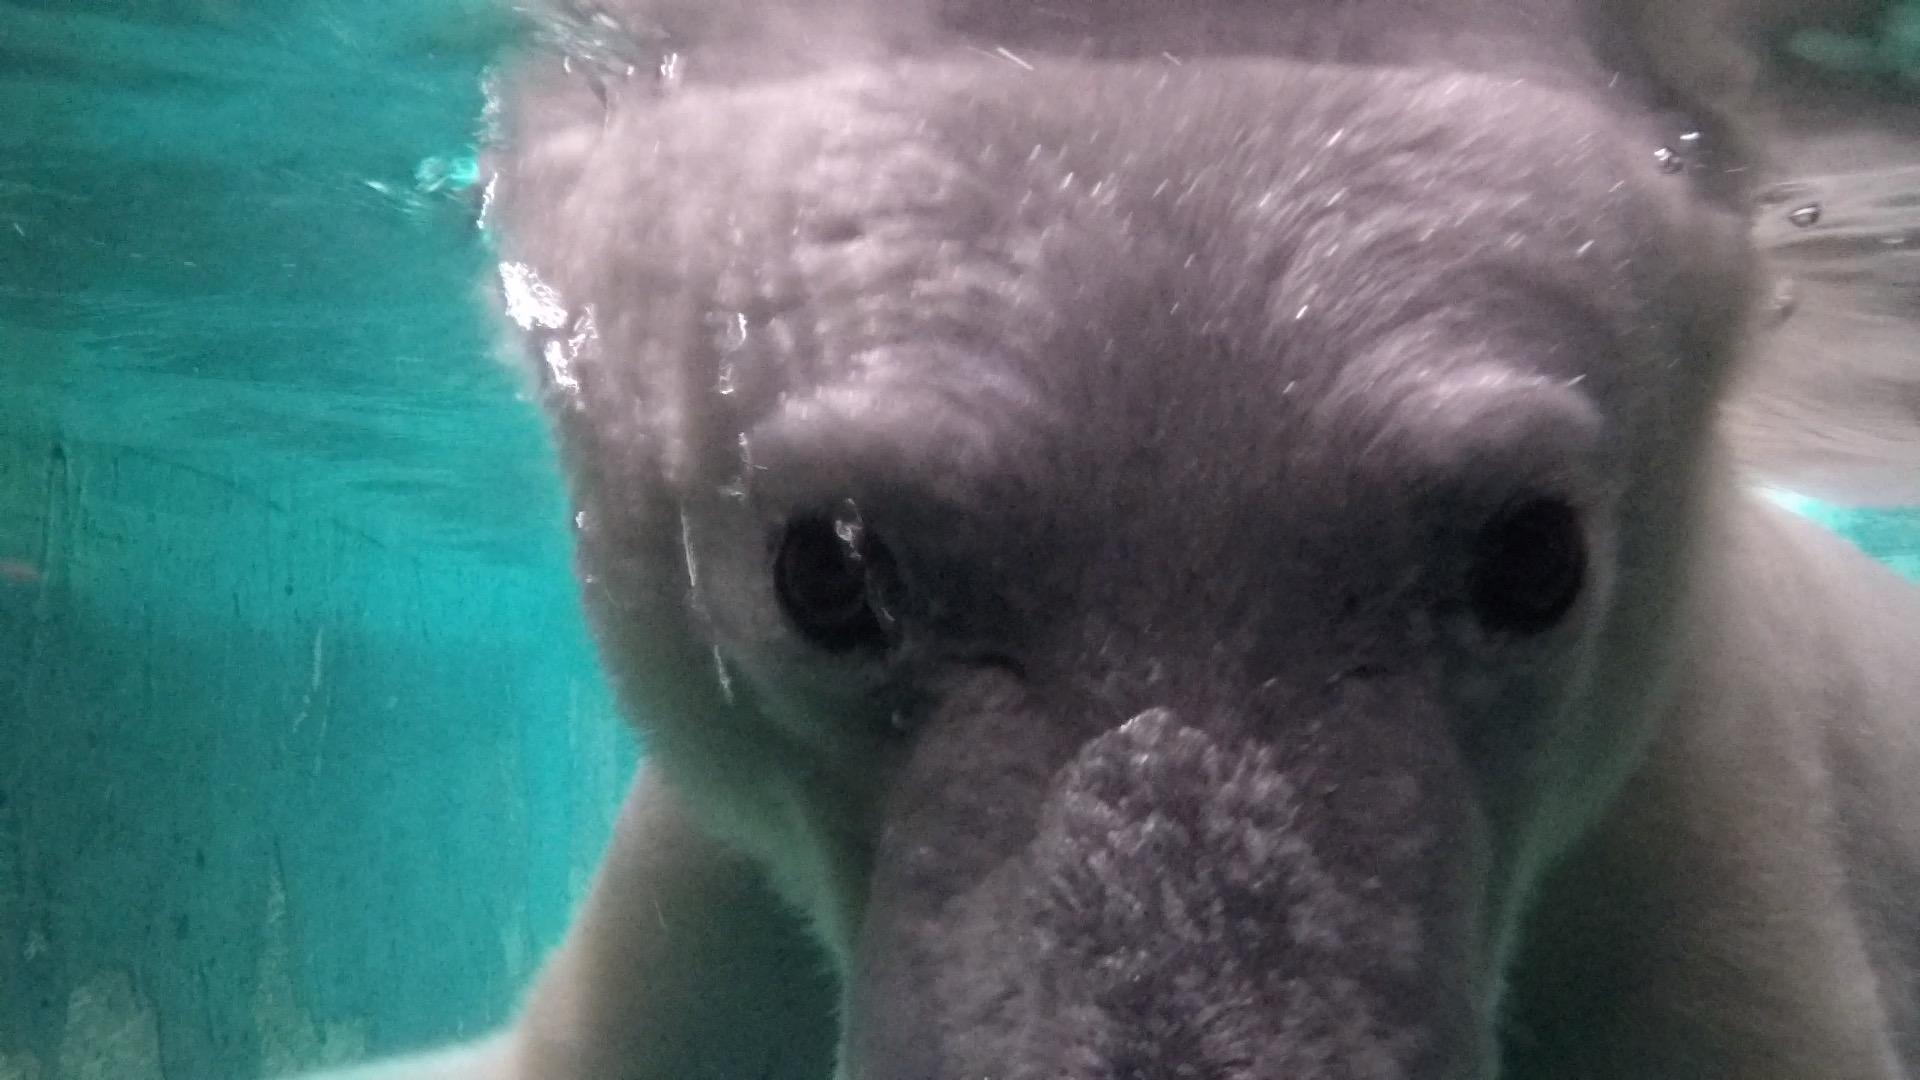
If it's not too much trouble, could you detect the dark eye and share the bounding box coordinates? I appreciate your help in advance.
[774,507,894,652]
[1468,496,1587,635]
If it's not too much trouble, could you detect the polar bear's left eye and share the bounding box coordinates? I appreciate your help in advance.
[774,505,895,653]
[1468,495,1587,635]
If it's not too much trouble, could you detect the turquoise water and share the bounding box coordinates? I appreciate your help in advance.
[1,3,633,1077]
[0,3,1917,1079]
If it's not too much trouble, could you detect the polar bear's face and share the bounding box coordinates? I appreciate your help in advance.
[494,54,1752,1080]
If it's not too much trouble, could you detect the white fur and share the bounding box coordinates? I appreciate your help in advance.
[297,1,1920,1077]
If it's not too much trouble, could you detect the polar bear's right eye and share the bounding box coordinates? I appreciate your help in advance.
[774,505,895,653]
[1467,495,1588,635]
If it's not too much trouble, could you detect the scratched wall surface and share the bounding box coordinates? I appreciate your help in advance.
[0,1,635,1077]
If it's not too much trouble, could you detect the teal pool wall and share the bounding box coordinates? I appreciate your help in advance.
[0,2,642,1074]
[0,423,635,1080]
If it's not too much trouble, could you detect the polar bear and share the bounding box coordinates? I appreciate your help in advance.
[314,0,1920,1077]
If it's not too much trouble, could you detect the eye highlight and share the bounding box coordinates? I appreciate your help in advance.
[1468,495,1587,635]
[774,504,895,653]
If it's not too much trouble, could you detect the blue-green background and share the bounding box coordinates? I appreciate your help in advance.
[1,3,633,1077]
[0,2,1914,1079]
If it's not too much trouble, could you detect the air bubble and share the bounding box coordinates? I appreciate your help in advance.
[659,52,684,92]
[709,311,749,353]
[1653,147,1684,174]
[499,262,568,330]
[1787,203,1822,228]
[712,646,735,704]
[413,155,478,195]
[1765,280,1797,326]
[542,339,580,394]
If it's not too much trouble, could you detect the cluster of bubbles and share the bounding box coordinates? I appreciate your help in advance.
[519,0,689,100]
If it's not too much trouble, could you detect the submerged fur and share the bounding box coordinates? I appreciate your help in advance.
[306,2,1920,1078]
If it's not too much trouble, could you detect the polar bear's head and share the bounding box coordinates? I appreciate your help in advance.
[486,7,1756,1074]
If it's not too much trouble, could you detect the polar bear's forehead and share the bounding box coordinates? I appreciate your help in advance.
[912,94,1651,358]
[493,57,1746,504]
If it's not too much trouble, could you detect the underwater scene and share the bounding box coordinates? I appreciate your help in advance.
[1,3,632,1076]
[1,1,1919,1078]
